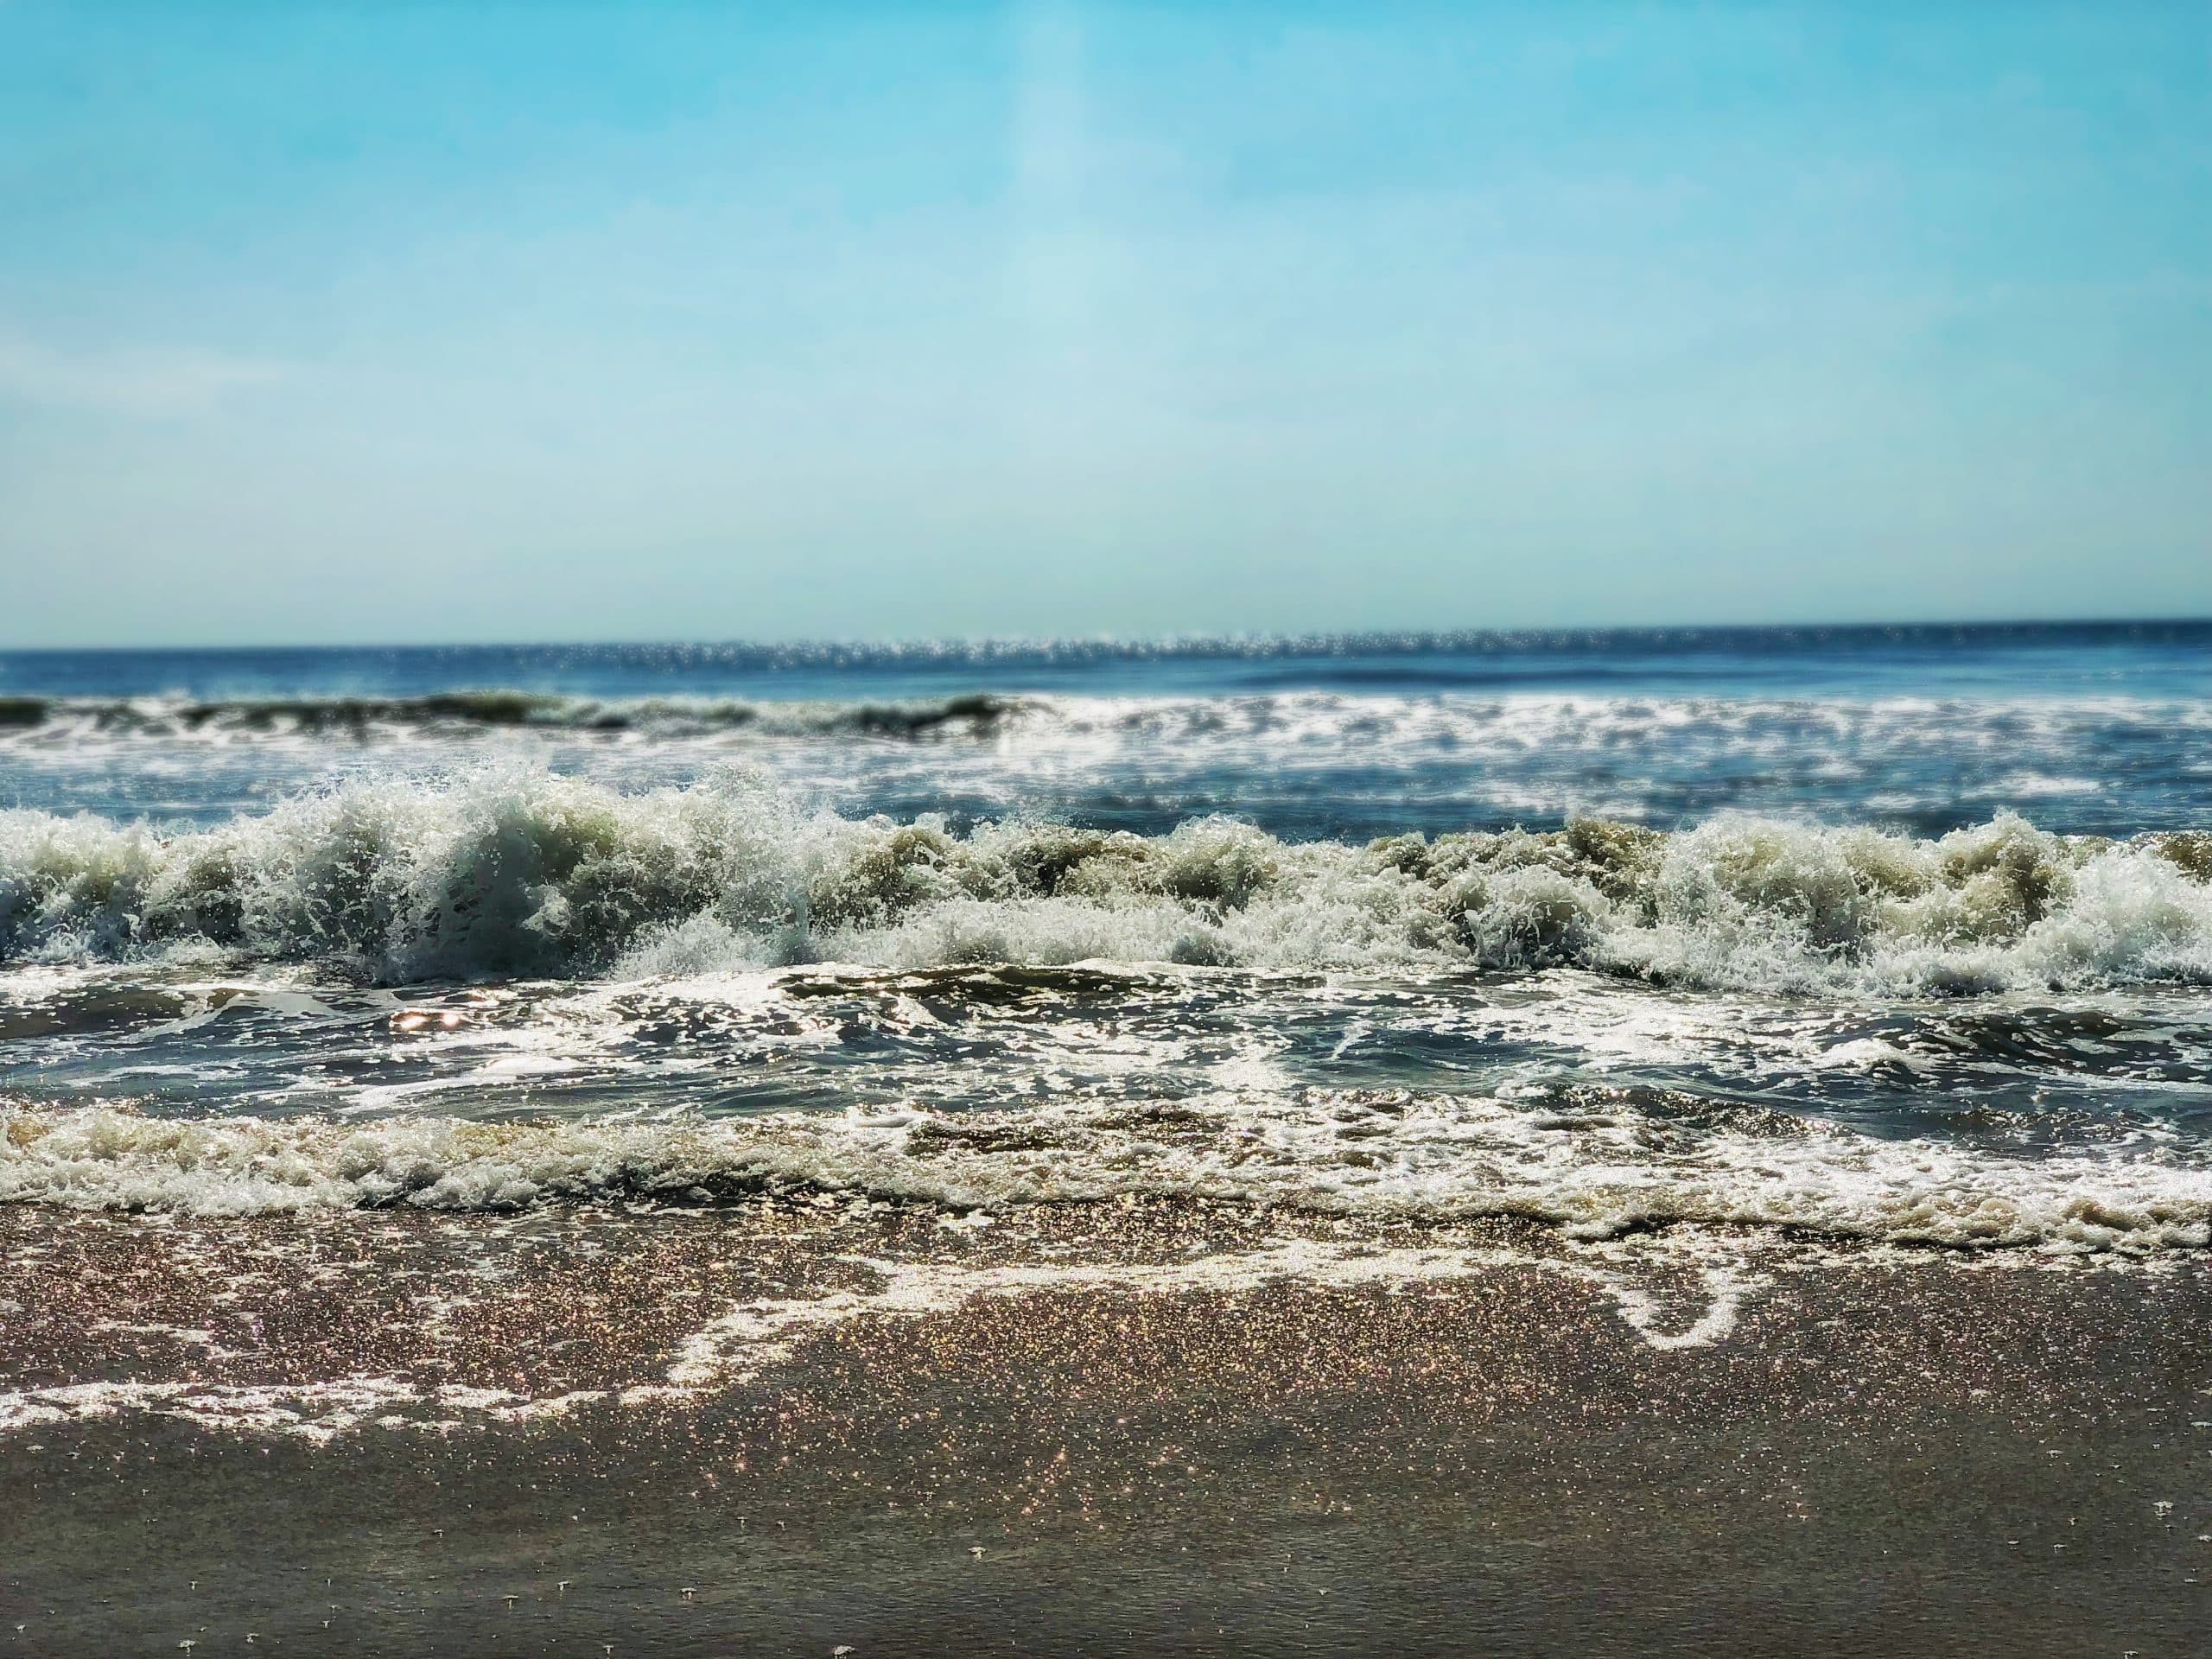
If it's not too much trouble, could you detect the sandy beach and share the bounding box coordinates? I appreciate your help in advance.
[5,1199,2208,1656]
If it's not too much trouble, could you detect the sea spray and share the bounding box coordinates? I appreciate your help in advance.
[4,770,2209,993]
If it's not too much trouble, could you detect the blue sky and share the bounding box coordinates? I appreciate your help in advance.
[1,3,2206,645]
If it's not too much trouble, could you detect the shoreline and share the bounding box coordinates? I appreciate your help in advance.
[4,1200,2209,1655]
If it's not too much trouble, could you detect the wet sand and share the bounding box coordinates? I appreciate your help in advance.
[4,1200,2210,1656]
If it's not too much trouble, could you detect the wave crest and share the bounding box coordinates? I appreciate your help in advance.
[0,691,1025,740]
[2,772,2209,992]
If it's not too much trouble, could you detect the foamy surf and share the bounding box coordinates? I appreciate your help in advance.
[3,769,2209,994]
[5,1095,2208,1250]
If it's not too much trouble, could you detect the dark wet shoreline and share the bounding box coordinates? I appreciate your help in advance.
[4,1202,2209,1656]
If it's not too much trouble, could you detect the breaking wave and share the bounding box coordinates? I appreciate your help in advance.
[4,1094,2207,1249]
[0,691,1027,740]
[2,770,2209,993]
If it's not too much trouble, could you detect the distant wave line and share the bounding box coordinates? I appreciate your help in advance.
[5,616,2210,677]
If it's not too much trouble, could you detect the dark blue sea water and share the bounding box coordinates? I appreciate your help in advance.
[3,621,2209,836]
[9,620,2209,702]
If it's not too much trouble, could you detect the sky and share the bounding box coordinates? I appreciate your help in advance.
[0,2,2207,647]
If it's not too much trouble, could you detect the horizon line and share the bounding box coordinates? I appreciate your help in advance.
[3,614,2210,659]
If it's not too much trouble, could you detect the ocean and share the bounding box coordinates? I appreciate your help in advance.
[5,623,2212,1653]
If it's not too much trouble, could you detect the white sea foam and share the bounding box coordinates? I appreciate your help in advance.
[10,692,2208,849]
[3,770,2208,993]
[5,1095,2208,1249]
[0,1375,608,1443]
[664,1243,1765,1387]
[0,1237,1770,1441]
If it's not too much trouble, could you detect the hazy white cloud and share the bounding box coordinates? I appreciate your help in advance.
[0,329,289,416]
